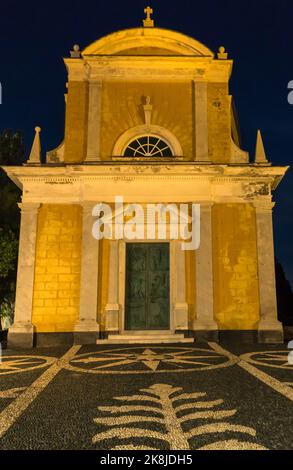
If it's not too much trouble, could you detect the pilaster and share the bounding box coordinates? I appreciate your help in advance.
[193,80,209,162]
[254,200,283,343]
[74,202,100,343]
[105,240,120,331]
[173,240,189,330]
[8,202,40,348]
[194,202,218,340]
[86,81,102,161]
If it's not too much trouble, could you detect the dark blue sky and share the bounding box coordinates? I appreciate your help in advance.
[0,0,293,285]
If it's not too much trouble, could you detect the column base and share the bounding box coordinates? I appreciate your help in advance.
[8,323,34,349]
[105,304,120,331]
[258,322,284,343]
[284,326,293,342]
[35,333,74,347]
[218,330,257,344]
[192,321,219,342]
[174,303,189,330]
[74,322,100,345]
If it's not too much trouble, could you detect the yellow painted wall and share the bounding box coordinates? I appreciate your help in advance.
[207,83,231,163]
[64,81,89,162]
[212,203,260,330]
[100,81,193,160]
[32,204,82,332]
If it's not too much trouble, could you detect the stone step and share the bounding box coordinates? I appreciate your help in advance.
[118,330,172,336]
[109,334,185,340]
[96,334,194,344]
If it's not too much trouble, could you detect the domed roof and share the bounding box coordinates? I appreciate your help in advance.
[82,27,214,57]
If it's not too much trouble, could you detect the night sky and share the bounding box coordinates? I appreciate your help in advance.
[0,0,292,285]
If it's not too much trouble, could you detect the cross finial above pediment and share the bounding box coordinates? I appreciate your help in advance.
[143,6,154,28]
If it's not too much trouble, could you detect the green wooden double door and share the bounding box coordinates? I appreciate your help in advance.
[125,243,170,330]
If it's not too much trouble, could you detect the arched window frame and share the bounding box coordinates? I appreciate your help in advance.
[112,125,183,158]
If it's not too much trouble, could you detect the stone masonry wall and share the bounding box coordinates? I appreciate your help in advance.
[32,204,82,332]
[212,203,260,330]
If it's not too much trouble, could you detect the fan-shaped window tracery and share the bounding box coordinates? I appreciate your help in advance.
[123,136,173,157]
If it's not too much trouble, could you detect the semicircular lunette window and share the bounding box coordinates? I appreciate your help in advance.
[123,136,173,157]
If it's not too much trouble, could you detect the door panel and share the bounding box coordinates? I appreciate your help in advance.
[125,243,170,330]
[148,245,170,329]
[125,245,147,330]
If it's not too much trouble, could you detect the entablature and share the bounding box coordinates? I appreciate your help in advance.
[64,56,232,82]
[3,164,288,206]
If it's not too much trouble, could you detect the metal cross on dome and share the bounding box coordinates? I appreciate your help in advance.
[143,6,154,28]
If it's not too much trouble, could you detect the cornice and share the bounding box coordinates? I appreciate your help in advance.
[64,56,232,82]
[3,163,288,180]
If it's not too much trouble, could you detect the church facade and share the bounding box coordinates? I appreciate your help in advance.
[4,10,288,347]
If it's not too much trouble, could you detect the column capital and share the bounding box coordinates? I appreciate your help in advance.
[192,78,208,84]
[199,201,214,210]
[17,202,40,212]
[88,80,102,87]
[253,199,275,211]
[80,201,95,213]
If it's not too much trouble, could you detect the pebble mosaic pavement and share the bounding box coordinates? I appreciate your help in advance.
[0,342,292,450]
